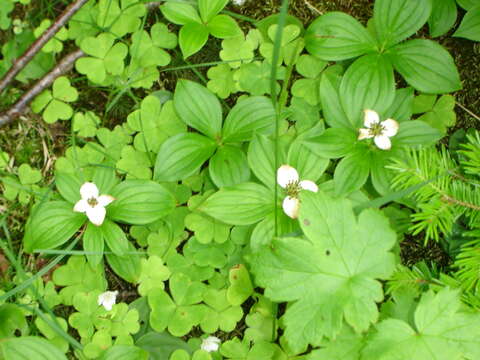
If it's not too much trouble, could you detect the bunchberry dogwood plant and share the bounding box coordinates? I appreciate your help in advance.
[73,182,114,226]
[358,109,399,150]
[277,165,318,219]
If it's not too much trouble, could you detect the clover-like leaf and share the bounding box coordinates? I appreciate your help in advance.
[52,256,107,306]
[149,273,207,336]
[116,145,152,180]
[138,255,171,296]
[34,19,68,53]
[73,111,101,138]
[251,191,397,353]
[0,0,13,30]
[200,288,243,333]
[77,33,128,84]
[207,64,238,99]
[220,35,255,69]
[97,0,146,38]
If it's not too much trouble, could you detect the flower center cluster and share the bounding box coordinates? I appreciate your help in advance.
[87,197,98,207]
[285,181,302,198]
[369,122,385,136]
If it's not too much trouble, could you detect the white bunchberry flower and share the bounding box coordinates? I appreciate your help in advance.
[97,290,118,311]
[277,165,318,219]
[73,182,114,226]
[232,0,246,5]
[201,336,221,352]
[358,109,399,150]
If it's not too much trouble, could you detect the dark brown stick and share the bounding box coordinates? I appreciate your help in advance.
[0,0,89,94]
[0,49,85,127]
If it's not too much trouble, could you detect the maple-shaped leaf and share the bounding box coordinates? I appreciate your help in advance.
[362,288,480,360]
[251,191,396,353]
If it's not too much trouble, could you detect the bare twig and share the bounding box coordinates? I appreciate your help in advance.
[0,0,89,94]
[304,0,323,15]
[0,49,85,127]
[456,101,480,122]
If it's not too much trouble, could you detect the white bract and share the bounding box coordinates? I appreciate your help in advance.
[73,182,114,226]
[201,336,221,352]
[97,290,118,311]
[277,165,318,219]
[231,0,246,5]
[358,109,399,150]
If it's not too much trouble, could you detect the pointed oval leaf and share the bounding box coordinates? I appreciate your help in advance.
[453,5,480,41]
[154,133,217,182]
[200,182,274,225]
[388,39,461,93]
[108,180,176,225]
[209,145,250,188]
[305,12,377,61]
[340,53,395,127]
[374,0,433,47]
[179,22,209,59]
[23,201,85,253]
[222,96,276,143]
[174,80,222,139]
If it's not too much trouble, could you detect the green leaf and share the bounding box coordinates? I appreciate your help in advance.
[319,65,352,129]
[138,256,170,297]
[18,163,42,185]
[174,80,222,139]
[83,222,104,266]
[199,0,228,23]
[394,120,442,146]
[106,242,142,283]
[0,304,28,338]
[373,0,433,47]
[200,182,274,225]
[384,87,414,122]
[416,95,456,134]
[108,180,176,225]
[207,64,237,99]
[457,0,478,10]
[226,264,254,306]
[179,22,209,59]
[207,14,242,39]
[287,138,329,182]
[148,273,207,336]
[222,96,276,143]
[363,288,480,360]
[154,133,217,182]
[305,12,377,61]
[0,336,68,360]
[334,148,371,196]
[248,134,287,189]
[251,191,396,353]
[136,332,192,359]
[55,171,82,204]
[52,76,78,102]
[303,128,356,159]
[23,201,85,253]
[209,146,250,188]
[200,288,243,333]
[52,256,106,305]
[453,5,480,41]
[100,345,149,360]
[429,0,457,37]
[101,219,129,256]
[340,54,395,127]
[160,3,201,25]
[388,39,461,93]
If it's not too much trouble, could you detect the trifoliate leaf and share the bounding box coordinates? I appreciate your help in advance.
[207,64,238,99]
[138,256,171,296]
[116,145,152,180]
[18,164,41,185]
[34,19,68,53]
[220,35,254,69]
[251,191,397,353]
[200,288,243,333]
[73,111,101,138]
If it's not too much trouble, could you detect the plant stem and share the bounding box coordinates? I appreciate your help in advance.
[0,49,85,128]
[0,0,89,94]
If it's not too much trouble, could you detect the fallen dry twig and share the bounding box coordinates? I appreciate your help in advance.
[0,0,89,94]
